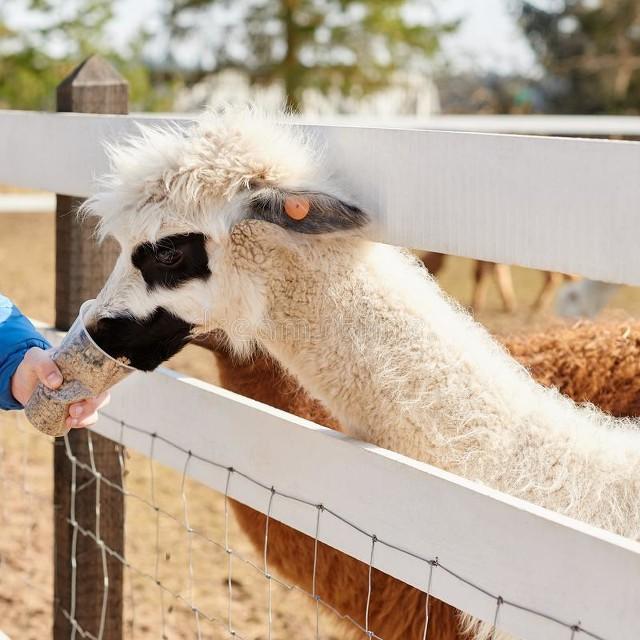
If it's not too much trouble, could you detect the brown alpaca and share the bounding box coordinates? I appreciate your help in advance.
[416,251,577,314]
[415,251,517,313]
[198,320,640,640]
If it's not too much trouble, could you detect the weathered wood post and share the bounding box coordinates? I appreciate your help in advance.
[53,55,127,640]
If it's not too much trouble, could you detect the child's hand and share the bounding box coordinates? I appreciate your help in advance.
[11,347,110,429]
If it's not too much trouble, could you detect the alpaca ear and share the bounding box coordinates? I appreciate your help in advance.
[247,188,369,234]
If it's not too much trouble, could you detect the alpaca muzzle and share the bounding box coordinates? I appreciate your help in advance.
[86,307,195,371]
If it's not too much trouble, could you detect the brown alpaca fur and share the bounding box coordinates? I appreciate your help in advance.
[198,320,640,640]
[504,320,640,416]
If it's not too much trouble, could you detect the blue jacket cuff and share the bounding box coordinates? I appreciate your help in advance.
[0,338,50,410]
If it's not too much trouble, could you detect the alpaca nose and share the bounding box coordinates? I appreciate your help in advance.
[87,308,194,371]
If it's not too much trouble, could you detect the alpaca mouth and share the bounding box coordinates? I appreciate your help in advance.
[86,307,194,371]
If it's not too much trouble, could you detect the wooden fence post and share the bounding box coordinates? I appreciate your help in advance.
[53,55,127,640]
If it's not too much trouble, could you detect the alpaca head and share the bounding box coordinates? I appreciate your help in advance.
[82,109,369,370]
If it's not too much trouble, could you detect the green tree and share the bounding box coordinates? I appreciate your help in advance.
[0,0,174,111]
[518,0,640,114]
[168,0,456,111]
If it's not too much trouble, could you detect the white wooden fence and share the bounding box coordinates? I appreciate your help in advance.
[2,110,640,640]
[2,110,640,285]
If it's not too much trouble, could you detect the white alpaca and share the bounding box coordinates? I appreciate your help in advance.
[555,279,621,318]
[82,109,640,637]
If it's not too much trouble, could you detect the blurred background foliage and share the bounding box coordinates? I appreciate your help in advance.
[0,0,455,112]
[2,0,640,115]
[520,0,640,113]
[0,0,179,110]
[167,0,457,111]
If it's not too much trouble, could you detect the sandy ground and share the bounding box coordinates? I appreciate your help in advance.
[1,210,639,639]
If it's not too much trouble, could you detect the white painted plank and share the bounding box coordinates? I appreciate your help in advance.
[37,324,640,640]
[0,193,55,214]
[296,114,640,136]
[0,111,166,197]
[135,112,640,136]
[3,110,640,284]
[316,125,640,285]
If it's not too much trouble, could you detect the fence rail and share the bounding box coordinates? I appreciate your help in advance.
[297,113,640,135]
[2,109,640,285]
[30,324,640,640]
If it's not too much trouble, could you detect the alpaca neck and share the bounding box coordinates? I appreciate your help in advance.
[251,239,640,539]
[258,240,540,456]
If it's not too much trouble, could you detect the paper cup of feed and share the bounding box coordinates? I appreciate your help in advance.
[25,299,135,436]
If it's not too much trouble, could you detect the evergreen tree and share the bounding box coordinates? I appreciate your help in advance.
[168,0,456,110]
[0,0,172,111]
[518,0,640,113]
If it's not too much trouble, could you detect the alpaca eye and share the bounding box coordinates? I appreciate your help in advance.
[156,248,183,266]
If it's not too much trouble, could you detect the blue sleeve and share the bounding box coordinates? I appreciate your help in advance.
[0,294,50,410]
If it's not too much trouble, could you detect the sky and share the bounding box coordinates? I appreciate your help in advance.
[6,0,543,76]
[437,0,539,74]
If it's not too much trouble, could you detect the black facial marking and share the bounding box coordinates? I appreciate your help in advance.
[87,308,194,371]
[131,233,211,290]
[248,189,368,234]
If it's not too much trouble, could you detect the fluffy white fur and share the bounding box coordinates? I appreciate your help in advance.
[90,109,326,245]
[83,108,640,639]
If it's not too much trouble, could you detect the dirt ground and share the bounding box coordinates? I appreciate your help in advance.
[1,210,639,639]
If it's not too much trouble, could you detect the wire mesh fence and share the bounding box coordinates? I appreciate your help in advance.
[0,403,615,640]
[0,410,357,640]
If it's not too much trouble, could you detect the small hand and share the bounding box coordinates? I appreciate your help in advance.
[64,391,111,430]
[11,347,110,429]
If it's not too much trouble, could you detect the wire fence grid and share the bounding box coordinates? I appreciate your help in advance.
[0,405,610,640]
